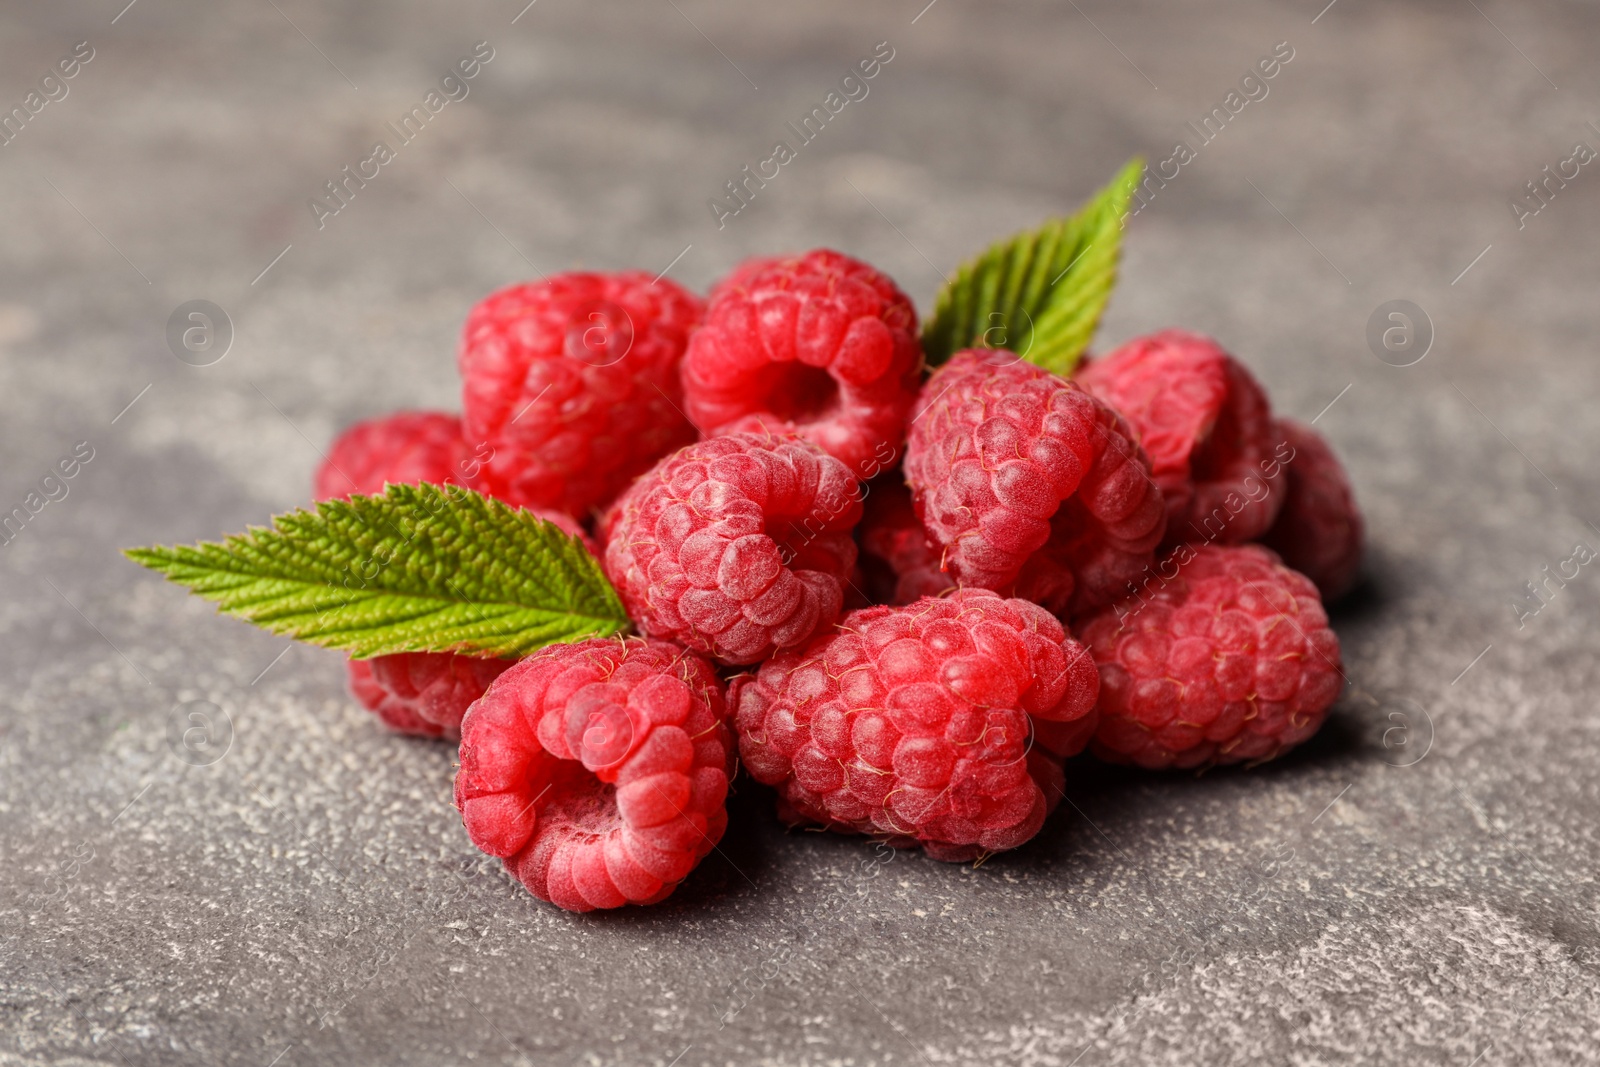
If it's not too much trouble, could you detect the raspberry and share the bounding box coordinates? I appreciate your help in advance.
[601,433,862,665]
[346,653,512,739]
[1077,330,1282,547]
[459,272,704,519]
[903,350,1165,618]
[730,589,1099,861]
[314,415,595,738]
[1081,543,1343,769]
[856,475,951,606]
[315,411,481,501]
[1261,420,1364,601]
[454,637,733,912]
[681,250,923,478]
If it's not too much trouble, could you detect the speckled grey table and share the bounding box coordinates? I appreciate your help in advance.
[4,2,1600,1064]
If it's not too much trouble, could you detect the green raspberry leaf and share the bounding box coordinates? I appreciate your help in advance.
[124,483,630,659]
[921,157,1143,374]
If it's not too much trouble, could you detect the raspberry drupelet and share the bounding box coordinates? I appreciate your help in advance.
[1081,543,1343,769]
[1077,329,1283,547]
[1031,709,1102,760]
[681,250,923,479]
[454,637,734,912]
[731,589,1099,861]
[903,349,1166,619]
[601,433,863,666]
[459,271,704,519]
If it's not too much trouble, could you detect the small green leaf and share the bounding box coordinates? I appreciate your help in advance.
[125,483,630,659]
[922,157,1143,375]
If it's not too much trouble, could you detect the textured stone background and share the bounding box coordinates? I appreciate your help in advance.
[3,1,1599,1064]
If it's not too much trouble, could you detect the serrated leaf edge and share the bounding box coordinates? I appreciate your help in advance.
[124,483,631,660]
[923,157,1144,374]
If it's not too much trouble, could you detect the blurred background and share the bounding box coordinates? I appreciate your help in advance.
[3,2,1599,1065]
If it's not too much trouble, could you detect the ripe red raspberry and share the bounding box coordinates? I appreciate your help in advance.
[459,272,704,519]
[1261,420,1364,601]
[730,589,1099,861]
[346,653,513,739]
[454,637,733,912]
[1077,330,1283,547]
[315,411,483,501]
[1082,543,1343,769]
[856,475,951,606]
[601,433,862,665]
[903,350,1165,619]
[681,250,922,479]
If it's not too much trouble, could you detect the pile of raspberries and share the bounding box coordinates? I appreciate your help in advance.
[316,250,1362,912]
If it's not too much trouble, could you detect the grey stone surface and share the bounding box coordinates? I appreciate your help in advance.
[3,1,1599,1064]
